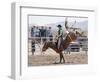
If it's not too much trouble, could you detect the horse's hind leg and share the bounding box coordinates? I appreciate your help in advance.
[59,53,65,63]
[59,53,62,63]
[62,56,65,63]
[61,53,65,63]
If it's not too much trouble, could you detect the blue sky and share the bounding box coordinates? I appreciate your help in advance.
[29,15,88,26]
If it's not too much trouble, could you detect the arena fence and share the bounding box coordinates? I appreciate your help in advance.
[28,36,88,55]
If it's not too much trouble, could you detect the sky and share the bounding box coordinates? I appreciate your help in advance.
[28,15,88,26]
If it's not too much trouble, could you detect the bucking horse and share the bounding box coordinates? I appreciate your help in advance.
[42,18,78,64]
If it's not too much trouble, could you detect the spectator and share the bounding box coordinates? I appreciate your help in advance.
[43,27,47,42]
[43,27,47,37]
[31,26,35,37]
[35,26,40,37]
[39,26,44,37]
[47,27,52,37]
[31,27,34,37]
[47,27,53,41]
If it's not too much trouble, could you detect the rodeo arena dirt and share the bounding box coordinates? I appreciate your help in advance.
[28,25,88,66]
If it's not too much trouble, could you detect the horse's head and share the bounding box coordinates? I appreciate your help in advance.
[42,42,49,52]
[67,32,77,42]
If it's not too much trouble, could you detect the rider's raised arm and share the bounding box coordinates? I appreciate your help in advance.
[65,18,69,30]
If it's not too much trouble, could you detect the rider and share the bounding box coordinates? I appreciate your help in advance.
[57,24,63,50]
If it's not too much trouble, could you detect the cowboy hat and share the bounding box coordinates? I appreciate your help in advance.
[57,24,62,28]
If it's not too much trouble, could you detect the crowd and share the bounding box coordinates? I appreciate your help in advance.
[31,26,53,38]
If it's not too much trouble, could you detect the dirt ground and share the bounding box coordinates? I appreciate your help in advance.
[28,51,88,66]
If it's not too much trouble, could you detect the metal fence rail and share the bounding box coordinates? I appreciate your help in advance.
[28,36,88,55]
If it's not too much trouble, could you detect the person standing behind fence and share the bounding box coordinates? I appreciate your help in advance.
[31,27,34,37]
[43,27,47,42]
[35,26,40,37]
[47,27,53,41]
[31,26,35,37]
[39,26,44,37]
[44,27,47,37]
[39,26,44,43]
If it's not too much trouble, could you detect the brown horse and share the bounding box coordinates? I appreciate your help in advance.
[42,32,77,63]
